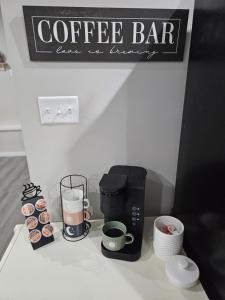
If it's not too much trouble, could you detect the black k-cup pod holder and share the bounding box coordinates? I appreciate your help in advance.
[21,183,54,250]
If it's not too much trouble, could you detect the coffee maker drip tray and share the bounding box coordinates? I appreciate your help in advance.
[101,238,142,262]
[99,165,147,262]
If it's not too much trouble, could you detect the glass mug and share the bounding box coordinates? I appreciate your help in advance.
[62,189,91,238]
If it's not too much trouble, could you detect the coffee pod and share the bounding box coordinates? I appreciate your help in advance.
[39,211,51,224]
[21,203,35,216]
[42,224,54,237]
[35,198,47,211]
[26,216,38,230]
[29,229,42,243]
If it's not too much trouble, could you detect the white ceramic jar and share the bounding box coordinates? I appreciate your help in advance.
[153,216,184,260]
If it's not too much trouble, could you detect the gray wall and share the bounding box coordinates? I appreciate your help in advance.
[1,0,194,219]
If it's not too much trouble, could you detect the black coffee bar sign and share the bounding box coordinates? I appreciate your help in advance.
[23,6,189,62]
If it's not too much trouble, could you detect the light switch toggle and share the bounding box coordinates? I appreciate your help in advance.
[57,109,62,115]
[45,108,50,114]
[38,96,79,124]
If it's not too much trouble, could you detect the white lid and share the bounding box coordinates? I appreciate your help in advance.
[165,255,199,288]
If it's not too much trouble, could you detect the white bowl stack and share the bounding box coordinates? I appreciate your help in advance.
[153,216,184,260]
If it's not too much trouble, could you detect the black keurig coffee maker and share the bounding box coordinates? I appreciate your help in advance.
[99,165,147,261]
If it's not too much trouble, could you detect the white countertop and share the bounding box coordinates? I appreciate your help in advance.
[0,218,209,300]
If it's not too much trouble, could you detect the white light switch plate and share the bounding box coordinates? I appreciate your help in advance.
[38,96,79,124]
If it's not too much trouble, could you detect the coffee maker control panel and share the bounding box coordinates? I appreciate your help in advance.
[131,206,141,226]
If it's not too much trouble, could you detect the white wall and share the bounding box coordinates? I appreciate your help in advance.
[1,0,194,218]
[0,4,25,155]
[0,5,20,126]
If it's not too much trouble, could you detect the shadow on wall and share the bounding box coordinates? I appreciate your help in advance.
[62,62,177,219]
[87,170,175,219]
[145,170,174,216]
[38,61,178,220]
[10,18,186,220]
[45,60,176,220]
[48,169,174,221]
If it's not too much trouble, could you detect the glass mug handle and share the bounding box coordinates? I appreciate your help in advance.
[83,198,90,209]
[125,233,134,245]
[84,210,91,220]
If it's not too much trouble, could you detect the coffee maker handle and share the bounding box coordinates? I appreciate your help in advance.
[83,198,90,209]
[125,233,134,245]
[84,210,91,220]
